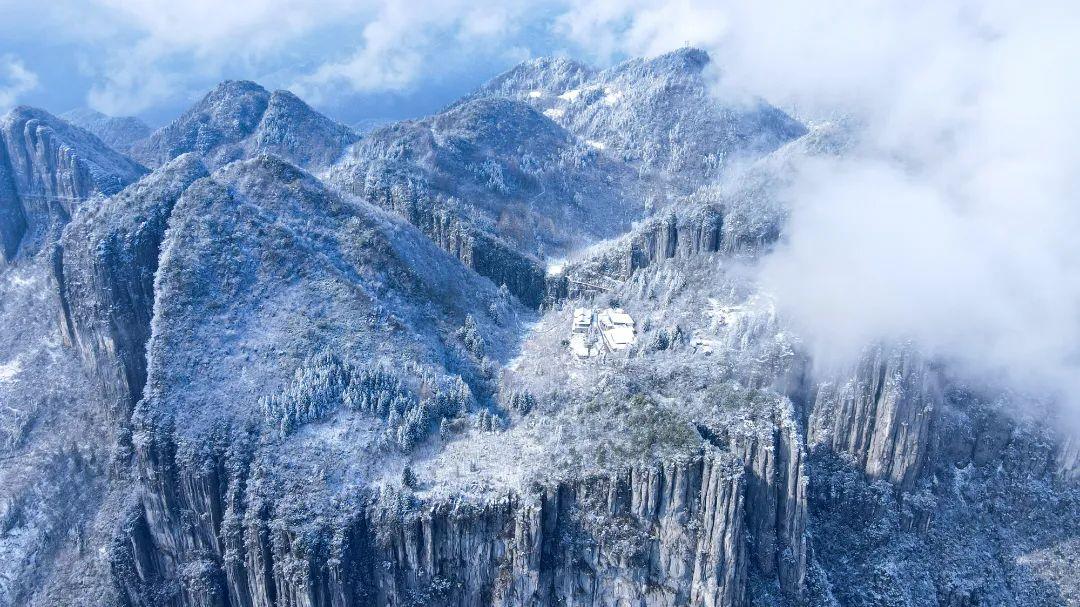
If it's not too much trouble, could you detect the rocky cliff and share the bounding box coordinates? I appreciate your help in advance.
[0,106,147,261]
[53,154,208,412]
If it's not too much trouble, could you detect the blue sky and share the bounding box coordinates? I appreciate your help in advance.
[0,1,597,125]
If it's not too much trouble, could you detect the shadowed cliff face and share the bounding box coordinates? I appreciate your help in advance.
[53,154,209,413]
[327,97,647,307]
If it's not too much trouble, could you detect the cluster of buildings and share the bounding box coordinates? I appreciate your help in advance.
[569,307,636,358]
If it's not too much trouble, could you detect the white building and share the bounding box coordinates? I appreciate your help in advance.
[568,307,636,357]
[597,308,636,351]
[572,308,593,334]
[569,308,600,358]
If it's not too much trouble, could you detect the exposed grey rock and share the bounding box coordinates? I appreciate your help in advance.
[0,106,147,261]
[808,346,939,491]
[53,153,209,412]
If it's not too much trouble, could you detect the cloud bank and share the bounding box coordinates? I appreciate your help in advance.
[0,55,37,110]
[563,0,1080,411]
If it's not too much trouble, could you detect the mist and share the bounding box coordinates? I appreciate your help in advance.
[562,0,1080,416]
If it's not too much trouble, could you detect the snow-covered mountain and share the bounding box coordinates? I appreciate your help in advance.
[60,108,152,155]
[328,96,650,305]
[0,49,1076,607]
[469,48,807,189]
[131,80,358,170]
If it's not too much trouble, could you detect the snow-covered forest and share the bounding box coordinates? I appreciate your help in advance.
[0,36,1076,607]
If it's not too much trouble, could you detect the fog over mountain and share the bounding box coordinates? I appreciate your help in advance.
[0,3,1077,607]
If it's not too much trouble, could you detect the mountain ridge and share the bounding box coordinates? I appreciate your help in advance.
[0,48,1075,607]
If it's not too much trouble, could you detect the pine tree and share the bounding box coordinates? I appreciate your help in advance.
[401,466,417,489]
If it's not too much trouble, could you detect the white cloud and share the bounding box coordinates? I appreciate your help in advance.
[26,0,552,114]
[290,0,545,102]
[550,0,1080,415]
[0,55,37,110]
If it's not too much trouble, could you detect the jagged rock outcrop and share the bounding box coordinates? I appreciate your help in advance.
[131,81,357,170]
[807,347,940,491]
[0,106,147,261]
[547,206,725,301]
[373,454,748,607]
[61,108,152,155]
[117,437,760,607]
[53,154,208,412]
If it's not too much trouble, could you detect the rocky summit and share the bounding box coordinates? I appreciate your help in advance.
[0,47,1076,607]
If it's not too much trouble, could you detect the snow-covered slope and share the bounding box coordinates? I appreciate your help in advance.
[138,154,525,452]
[469,48,807,189]
[60,108,151,155]
[131,81,358,170]
[328,97,647,305]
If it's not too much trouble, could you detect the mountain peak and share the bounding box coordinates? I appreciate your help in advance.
[649,46,710,71]
[3,104,53,125]
[132,82,355,170]
[208,79,270,98]
[606,46,711,81]
[60,107,151,153]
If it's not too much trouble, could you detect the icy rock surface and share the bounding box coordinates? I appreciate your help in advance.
[0,106,147,261]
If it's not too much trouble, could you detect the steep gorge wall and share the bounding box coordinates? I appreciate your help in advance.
[362,181,547,307]
[806,347,939,491]
[546,206,725,302]
[115,415,814,607]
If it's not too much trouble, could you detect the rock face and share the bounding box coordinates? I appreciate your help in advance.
[807,347,939,491]
[53,154,208,412]
[328,97,644,306]
[0,106,147,261]
[60,108,152,155]
[371,454,749,607]
[116,437,811,607]
[132,81,357,171]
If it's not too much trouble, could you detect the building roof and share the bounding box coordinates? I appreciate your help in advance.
[602,326,635,349]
